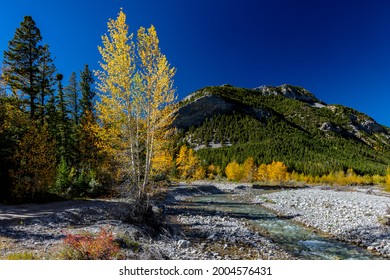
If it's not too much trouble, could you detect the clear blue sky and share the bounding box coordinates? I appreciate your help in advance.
[1,0,390,125]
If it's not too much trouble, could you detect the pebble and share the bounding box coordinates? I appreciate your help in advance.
[177,240,191,249]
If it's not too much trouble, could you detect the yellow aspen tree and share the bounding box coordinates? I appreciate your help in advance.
[207,164,217,179]
[225,160,244,181]
[95,9,176,205]
[257,163,269,182]
[95,9,136,184]
[176,145,189,178]
[187,148,200,178]
[268,161,288,183]
[385,167,390,191]
[243,157,257,182]
[193,166,206,180]
[11,122,56,202]
[176,145,201,179]
[152,149,174,176]
[137,25,176,191]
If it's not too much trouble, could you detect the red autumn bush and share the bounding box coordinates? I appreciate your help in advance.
[61,227,121,260]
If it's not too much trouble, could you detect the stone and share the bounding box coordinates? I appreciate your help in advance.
[177,240,191,249]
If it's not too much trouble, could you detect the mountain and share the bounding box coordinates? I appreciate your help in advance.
[172,84,390,176]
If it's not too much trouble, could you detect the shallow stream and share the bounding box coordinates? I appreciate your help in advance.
[189,189,382,260]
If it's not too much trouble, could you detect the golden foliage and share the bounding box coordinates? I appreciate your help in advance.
[268,161,288,182]
[193,166,206,180]
[385,167,390,192]
[176,145,200,179]
[10,123,56,201]
[207,164,222,180]
[256,163,269,182]
[225,160,244,181]
[152,149,174,176]
[95,9,176,198]
[242,157,256,182]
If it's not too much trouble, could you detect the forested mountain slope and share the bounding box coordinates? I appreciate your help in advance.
[172,84,390,176]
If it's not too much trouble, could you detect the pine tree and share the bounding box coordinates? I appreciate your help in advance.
[65,72,80,126]
[37,44,56,125]
[56,73,71,162]
[3,16,42,119]
[78,65,98,171]
[0,67,6,96]
[80,65,95,118]
[0,96,29,202]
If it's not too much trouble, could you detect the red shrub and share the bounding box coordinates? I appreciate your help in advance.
[62,227,121,260]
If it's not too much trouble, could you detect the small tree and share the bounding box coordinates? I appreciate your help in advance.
[10,122,56,202]
[268,161,288,183]
[176,145,200,179]
[225,160,244,181]
[243,157,257,182]
[257,163,269,182]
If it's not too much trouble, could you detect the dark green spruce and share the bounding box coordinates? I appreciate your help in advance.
[3,16,43,120]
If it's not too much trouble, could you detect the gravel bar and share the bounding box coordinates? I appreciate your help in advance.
[258,187,390,257]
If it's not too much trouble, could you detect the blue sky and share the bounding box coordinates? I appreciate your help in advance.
[1,0,390,125]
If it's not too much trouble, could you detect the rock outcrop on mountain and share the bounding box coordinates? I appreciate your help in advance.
[254,84,324,105]
[173,94,272,129]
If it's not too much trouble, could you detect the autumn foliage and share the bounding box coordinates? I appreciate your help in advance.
[60,227,121,260]
[10,123,56,202]
[95,10,176,202]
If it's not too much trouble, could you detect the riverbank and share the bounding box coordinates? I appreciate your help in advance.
[1,182,388,259]
[164,182,294,259]
[0,182,293,260]
[258,186,390,258]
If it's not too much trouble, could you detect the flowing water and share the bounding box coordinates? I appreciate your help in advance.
[189,189,383,260]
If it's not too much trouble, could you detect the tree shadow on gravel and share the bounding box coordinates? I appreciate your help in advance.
[0,199,168,242]
[167,200,300,222]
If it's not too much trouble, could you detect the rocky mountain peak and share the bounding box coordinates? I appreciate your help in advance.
[254,84,324,105]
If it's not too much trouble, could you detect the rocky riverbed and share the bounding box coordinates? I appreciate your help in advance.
[1,182,389,259]
[0,182,292,260]
[258,186,390,257]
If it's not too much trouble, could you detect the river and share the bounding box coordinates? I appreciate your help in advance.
[188,188,383,260]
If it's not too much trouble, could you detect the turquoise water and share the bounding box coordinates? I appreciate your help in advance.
[190,190,383,260]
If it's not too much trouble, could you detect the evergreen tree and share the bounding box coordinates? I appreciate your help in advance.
[78,65,98,171]
[37,44,56,125]
[56,73,71,162]
[65,72,80,126]
[0,67,5,96]
[80,64,95,118]
[3,16,42,119]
